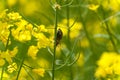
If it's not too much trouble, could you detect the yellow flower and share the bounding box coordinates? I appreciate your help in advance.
[32,68,45,77]
[11,18,33,42]
[95,67,106,78]
[95,52,120,79]
[0,47,18,63]
[88,4,99,11]
[15,19,28,29]
[97,52,117,68]
[2,50,13,63]
[33,33,50,48]
[7,12,22,20]
[18,30,31,42]
[0,22,10,45]
[12,28,31,42]
[28,45,39,59]
[37,35,50,48]
[101,0,120,11]
[26,23,33,31]
[7,62,17,73]
[37,25,48,32]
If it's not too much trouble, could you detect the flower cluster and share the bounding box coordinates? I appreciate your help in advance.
[0,10,50,78]
[0,47,18,66]
[95,52,120,79]
[0,10,51,60]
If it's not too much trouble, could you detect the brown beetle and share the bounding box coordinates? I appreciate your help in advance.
[56,28,63,46]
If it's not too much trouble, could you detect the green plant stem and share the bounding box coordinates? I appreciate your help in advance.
[104,22,118,52]
[100,7,118,53]
[13,57,34,69]
[23,66,34,80]
[16,44,28,80]
[1,28,12,80]
[16,56,25,80]
[66,4,70,47]
[0,66,4,80]
[66,1,74,79]
[52,6,58,80]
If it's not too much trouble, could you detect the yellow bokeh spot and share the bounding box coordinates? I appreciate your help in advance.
[88,4,99,11]
[58,19,82,38]
[77,52,84,67]
[80,37,89,48]
[37,58,49,68]
[23,1,38,15]
[0,58,5,66]
[7,0,17,7]
[32,68,45,77]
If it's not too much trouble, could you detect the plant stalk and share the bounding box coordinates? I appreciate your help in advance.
[52,5,58,80]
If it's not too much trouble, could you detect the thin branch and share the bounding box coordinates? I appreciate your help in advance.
[52,3,58,80]
[61,0,74,7]
[23,66,35,80]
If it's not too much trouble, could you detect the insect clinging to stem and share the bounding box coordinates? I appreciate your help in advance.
[56,28,63,46]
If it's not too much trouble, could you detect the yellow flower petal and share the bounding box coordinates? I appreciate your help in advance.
[28,45,39,59]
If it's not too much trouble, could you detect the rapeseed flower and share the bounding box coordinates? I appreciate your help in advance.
[11,19,33,42]
[18,30,31,42]
[37,25,48,32]
[36,33,50,48]
[32,25,50,48]
[101,0,120,11]
[0,47,18,64]
[95,52,120,79]
[28,45,39,59]
[7,12,22,20]
[7,62,17,73]
[0,22,10,45]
